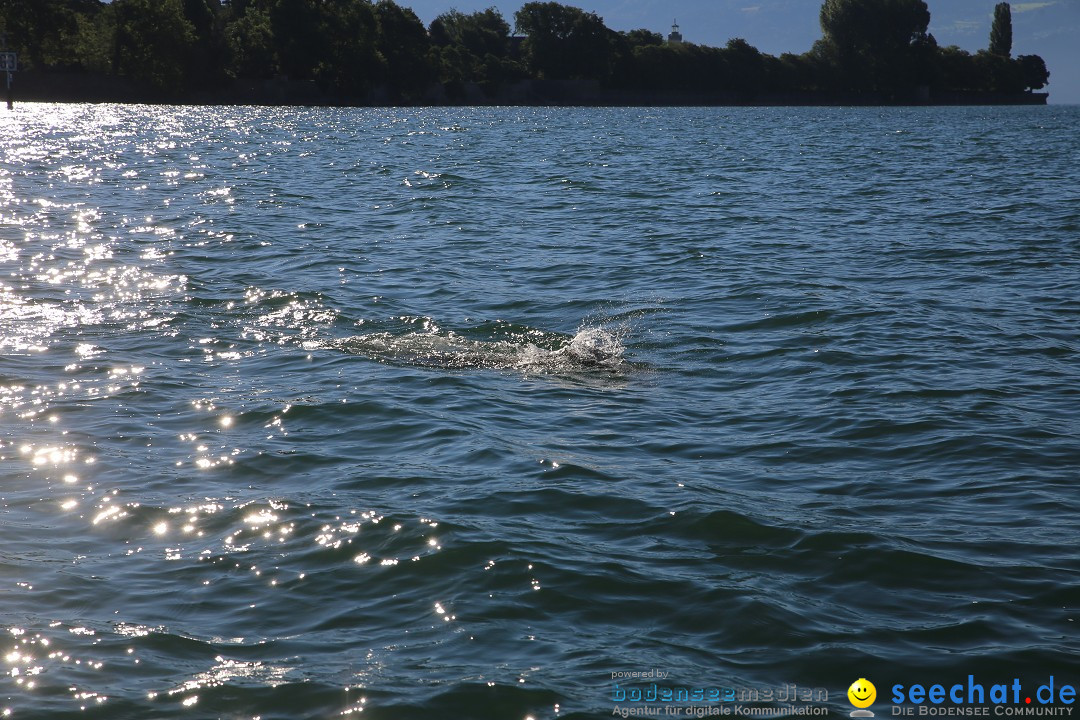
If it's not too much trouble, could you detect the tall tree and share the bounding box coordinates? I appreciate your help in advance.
[514,1,612,81]
[820,0,930,58]
[818,0,931,91]
[989,2,1012,57]
[317,0,385,97]
[374,0,432,100]
[1017,53,1048,90]
[268,0,323,80]
[182,0,228,86]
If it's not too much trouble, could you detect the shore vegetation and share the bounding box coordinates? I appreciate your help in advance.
[0,0,1050,104]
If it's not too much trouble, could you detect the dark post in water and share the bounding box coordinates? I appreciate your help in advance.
[1,32,13,110]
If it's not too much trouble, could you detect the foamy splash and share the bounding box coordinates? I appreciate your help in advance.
[319,325,627,373]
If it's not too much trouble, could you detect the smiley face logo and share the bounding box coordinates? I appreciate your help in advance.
[848,678,876,709]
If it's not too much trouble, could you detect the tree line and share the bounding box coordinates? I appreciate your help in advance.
[0,0,1050,102]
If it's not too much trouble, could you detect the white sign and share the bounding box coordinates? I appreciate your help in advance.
[0,53,17,72]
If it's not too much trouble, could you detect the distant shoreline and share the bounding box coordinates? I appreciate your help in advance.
[2,0,1051,111]
[12,72,1048,108]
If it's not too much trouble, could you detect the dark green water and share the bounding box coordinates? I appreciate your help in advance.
[1,104,1078,719]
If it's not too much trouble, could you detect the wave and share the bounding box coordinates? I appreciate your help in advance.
[317,324,628,373]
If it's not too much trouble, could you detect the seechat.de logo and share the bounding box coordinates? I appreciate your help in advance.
[849,678,878,718]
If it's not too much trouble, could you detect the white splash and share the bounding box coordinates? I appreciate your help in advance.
[323,324,627,373]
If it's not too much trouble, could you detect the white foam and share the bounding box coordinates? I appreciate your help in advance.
[329,324,628,373]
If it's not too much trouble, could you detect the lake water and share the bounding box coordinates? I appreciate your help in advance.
[1,104,1078,719]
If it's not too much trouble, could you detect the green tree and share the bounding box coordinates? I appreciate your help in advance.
[628,42,726,94]
[818,0,931,91]
[429,8,510,59]
[0,0,100,69]
[433,43,477,97]
[1017,54,1048,90]
[628,43,679,91]
[225,4,276,78]
[929,44,978,91]
[224,0,257,14]
[820,0,930,55]
[428,7,521,94]
[608,28,662,87]
[182,0,229,86]
[989,2,1012,57]
[514,2,612,81]
[374,0,433,100]
[974,49,1021,92]
[477,52,526,94]
[768,52,816,93]
[182,0,217,37]
[72,6,114,73]
[113,0,197,92]
[263,0,385,95]
[722,38,764,96]
[268,0,323,79]
[317,0,384,97]
[624,28,663,48]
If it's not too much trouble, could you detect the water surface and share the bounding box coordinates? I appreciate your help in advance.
[1,104,1078,719]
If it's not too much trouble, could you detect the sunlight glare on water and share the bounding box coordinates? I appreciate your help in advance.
[1,102,1079,719]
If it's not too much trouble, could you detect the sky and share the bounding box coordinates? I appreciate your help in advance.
[402,0,1080,103]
